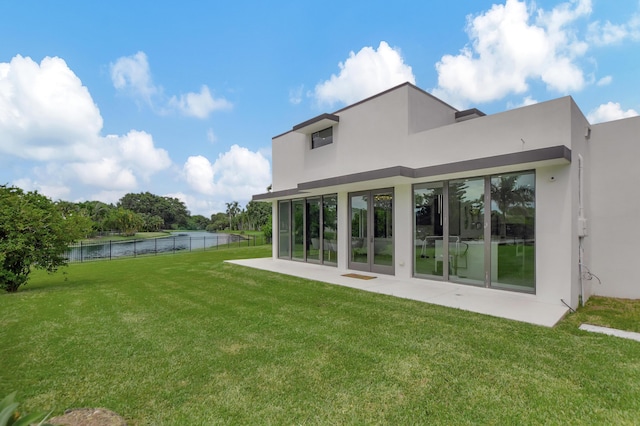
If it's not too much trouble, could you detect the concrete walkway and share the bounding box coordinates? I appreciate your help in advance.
[226,258,569,327]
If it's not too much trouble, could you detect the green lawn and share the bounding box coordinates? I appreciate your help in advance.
[1,247,639,425]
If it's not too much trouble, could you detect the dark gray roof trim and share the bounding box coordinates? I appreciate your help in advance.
[296,145,571,191]
[413,145,570,178]
[298,166,415,190]
[292,113,340,132]
[455,108,486,120]
[253,187,304,201]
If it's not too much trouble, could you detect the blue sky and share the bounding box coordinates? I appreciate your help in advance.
[1,0,638,216]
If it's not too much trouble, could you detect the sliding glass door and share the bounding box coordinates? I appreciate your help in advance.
[278,195,337,265]
[413,171,535,293]
[448,177,486,286]
[490,172,535,291]
[349,189,394,275]
[414,182,444,278]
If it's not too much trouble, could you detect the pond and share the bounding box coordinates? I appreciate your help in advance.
[65,231,241,262]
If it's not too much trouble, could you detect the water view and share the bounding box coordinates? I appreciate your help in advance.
[65,231,241,262]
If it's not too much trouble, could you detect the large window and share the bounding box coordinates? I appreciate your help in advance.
[322,195,338,265]
[490,172,535,291]
[278,195,337,265]
[413,171,535,293]
[311,127,333,149]
[278,200,290,258]
[414,182,444,278]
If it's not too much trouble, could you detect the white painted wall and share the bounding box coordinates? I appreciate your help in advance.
[266,83,640,308]
[589,116,640,298]
[272,85,576,194]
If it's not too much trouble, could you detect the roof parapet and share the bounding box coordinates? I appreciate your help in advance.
[455,108,486,122]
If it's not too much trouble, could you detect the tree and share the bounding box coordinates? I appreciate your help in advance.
[104,208,144,236]
[0,185,89,293]
[118,192,189,229]
[245,201,272,231]
[187,215,210,230]
[208,212,228,231]
[225,201,241,230]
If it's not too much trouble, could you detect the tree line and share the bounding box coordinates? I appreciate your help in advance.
[56,192,272,237]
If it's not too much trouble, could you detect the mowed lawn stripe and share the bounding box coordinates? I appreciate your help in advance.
[1,246,639,425]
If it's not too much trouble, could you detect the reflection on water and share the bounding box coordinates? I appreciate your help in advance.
[66,232,240,262]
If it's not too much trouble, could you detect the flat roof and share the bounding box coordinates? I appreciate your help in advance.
[292,113,340,134]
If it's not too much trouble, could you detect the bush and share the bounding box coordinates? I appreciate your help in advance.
[0,392,52,426]
[1,186,88,293]
[261,222,272,243]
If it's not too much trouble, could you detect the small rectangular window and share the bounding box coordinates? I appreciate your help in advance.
[311,127,333,149]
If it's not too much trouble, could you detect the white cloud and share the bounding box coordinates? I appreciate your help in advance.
[110,51,158,104]
[314,41,416,107]
[587,102,638,124]
[183,145,271,202]
[12,177,71,201]
[168,85,232,119]
[0,55,103,161]
[507,96,538,109]
[165,191,224,217]
[183,155,216,195]
[115,131,172,179]
[433,0,592,107]
[588,14,640,45]
[70,157,138,190]
[596,75,612,86]
[111,52,231,120]
[207,128,217,143]
[0,54,172,198]
[289,85,304,105]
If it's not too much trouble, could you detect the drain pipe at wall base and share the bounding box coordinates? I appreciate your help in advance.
[577,154,602,307]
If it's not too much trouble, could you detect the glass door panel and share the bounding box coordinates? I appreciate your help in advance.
[414,183,444,278]
[306,198,321,263]
[278,200,290,258]
[292,199,305,260]
[349,190,394,274]
[350,194,368,268]
[490,172,535,291]
[449,178,485,285]
[373,191,393,271]
[322,195,338,265]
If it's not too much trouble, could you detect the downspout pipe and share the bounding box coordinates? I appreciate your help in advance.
[578,153,585,306]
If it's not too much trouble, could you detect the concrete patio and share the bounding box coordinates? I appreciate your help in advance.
[226,258,569,327]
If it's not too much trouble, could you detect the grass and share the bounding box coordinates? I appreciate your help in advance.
[1,247,639,425]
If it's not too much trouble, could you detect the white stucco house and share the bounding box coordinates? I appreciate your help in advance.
[252,82,640,313]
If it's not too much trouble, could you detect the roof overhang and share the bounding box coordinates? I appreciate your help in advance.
[252,145,571,202]
[455,108,486,122]
[292,113,340,134]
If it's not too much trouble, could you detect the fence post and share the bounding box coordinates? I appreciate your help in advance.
[110,240,112,261]
[80,241,84,263]
[190,237,192,252]
[134,239,137,257]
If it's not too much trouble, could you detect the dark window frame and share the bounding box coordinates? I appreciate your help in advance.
[311,126,333,149]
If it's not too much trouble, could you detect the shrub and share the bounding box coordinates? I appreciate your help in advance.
[0,392,52,426]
